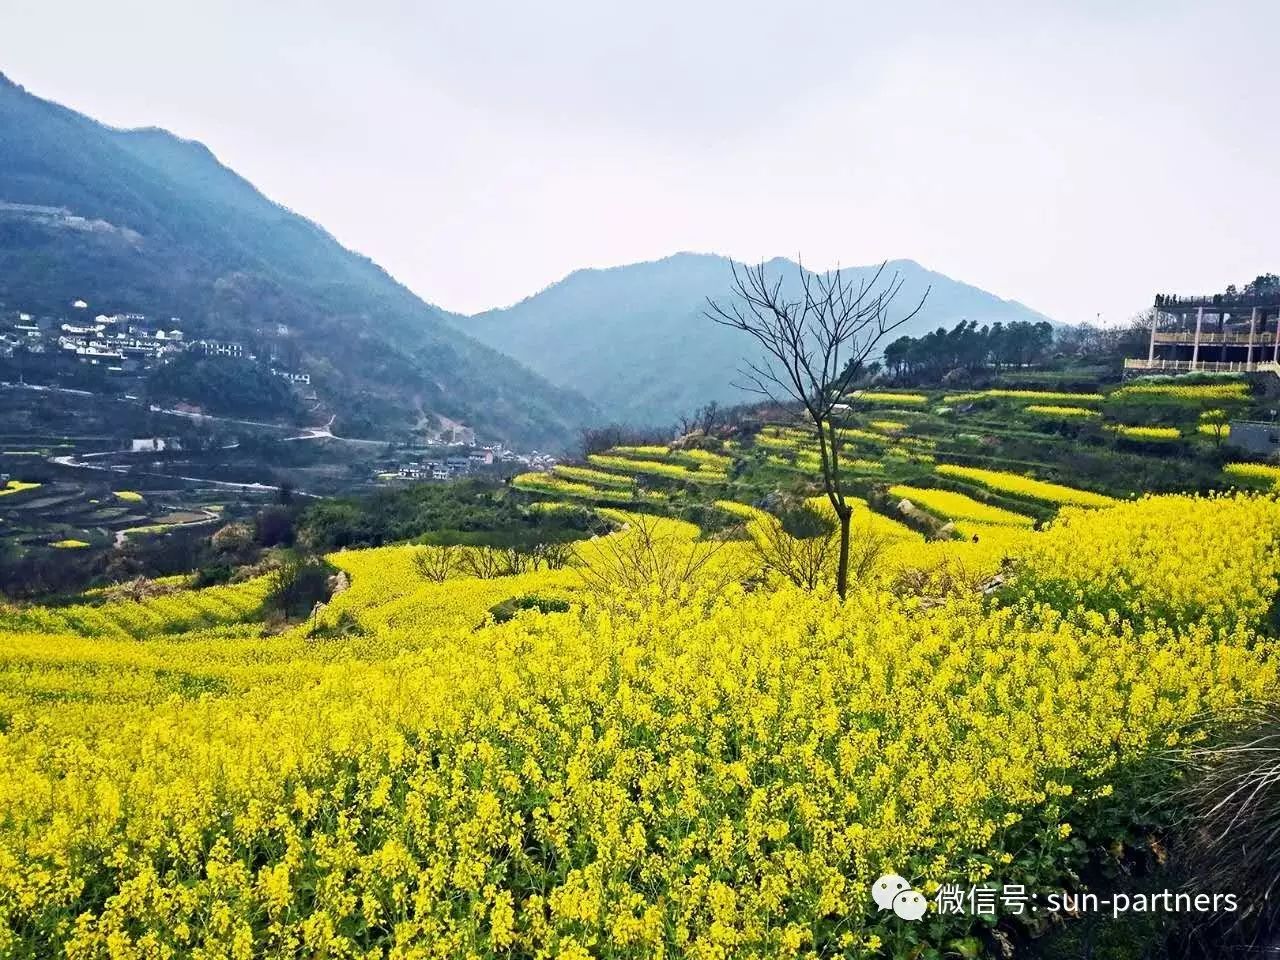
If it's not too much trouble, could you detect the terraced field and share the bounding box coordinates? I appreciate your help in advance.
[5,372,1280,958]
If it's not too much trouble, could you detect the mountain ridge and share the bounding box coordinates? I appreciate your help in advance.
[455,251,1058,424]
[0,71,595,449]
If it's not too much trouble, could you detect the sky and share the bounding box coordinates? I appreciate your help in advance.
[3,0,1278,323]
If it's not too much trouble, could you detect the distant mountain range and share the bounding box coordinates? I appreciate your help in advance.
[456,253,1057,425]
[0,73,594,449]
[0,72,1059,443]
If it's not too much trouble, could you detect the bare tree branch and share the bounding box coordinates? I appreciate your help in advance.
[705,257,929,597]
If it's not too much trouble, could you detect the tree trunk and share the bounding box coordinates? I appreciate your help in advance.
[836,507,851,599]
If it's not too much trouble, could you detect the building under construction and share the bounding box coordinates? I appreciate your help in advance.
[1128,289,1280,374]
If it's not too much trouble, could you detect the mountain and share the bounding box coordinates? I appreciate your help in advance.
[0,72,593,449]
[457,253,1058,425]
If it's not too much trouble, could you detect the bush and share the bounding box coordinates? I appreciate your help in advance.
[750,501,838,591]
[487,594,572,624]
[414,544,459,583]
[192,564,233,588]
[211,522,256,560]
[1173,704,1280,948]
[255,506,296,548]
[264,554,333,618]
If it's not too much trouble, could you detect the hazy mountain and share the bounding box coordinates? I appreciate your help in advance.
[457,253,1057,425]
[0,72,594,449]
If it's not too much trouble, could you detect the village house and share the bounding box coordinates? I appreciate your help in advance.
[197,339,244,358]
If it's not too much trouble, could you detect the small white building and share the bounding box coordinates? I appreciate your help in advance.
[271,368,311,385]
[131,437,180,453]
[198,340,244,358]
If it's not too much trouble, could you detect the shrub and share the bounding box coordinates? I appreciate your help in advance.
[254,506,296,548]
[211,522,256,559]
[1174,704,1280,945]
[750,500,839,591]
[488,594,572,624]
[414,544,460,583]
[576,514,748,602]
[264,554,332,618]
[192,564,234,588]
[459,546,506,579]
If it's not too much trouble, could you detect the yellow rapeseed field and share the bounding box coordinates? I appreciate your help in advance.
[1110,424,1182,441]
[935,464,1117,509]
[887,485,1036,528]
[2,499,1279,957]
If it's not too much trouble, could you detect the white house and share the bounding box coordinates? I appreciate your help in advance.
[131,437,180,453]
[198,340,244,358]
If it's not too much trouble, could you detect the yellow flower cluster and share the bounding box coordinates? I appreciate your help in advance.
[4,498,1280,956]
[608,446,734,472]
[868,420,908,433]
[513,472,648,503]
[848,390,929,405]
[113,490,146,502]
[1111,424,1182,441]
[587,454,727,483]
[888,484,1036,527]
[609,444,672,458]
[1015,492,1280,634]
[50,539,90,548]
[0,479,40,497]
[947,389,1104,404]
[0,576,272,639]
[553,465,637,489]
[1112,380,1249,401]
[1025,404,1100,419]
[936,464,1117,508]
[1223,462,1280,488]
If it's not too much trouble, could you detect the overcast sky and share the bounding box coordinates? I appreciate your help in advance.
[3,0,1277,322]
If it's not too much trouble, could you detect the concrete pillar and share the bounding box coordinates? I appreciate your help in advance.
[1148,309,1157,362]
[1273,310,1279,364]
[1192,306,1203,368]
[1249,307,1258,367]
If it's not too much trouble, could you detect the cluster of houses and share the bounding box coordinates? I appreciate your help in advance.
[0,301,311,387]
[394,444,558,482]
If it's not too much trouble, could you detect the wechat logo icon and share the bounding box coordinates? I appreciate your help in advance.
[872,873,928,921]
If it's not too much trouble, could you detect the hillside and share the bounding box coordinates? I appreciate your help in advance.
[457,253,1057,424]
[0,72,593,449]
[5,373,1280,956]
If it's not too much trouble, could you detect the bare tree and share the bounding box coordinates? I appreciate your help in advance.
[459,546,505,579]
[677,401,722,438]
[750,501,838,591]
[576,514,745,603]
[414,544,460,583]
[705,260,927,598]
[532,540,576,570]
[581,424,672,458]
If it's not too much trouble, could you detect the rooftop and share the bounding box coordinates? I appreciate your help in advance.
[1155,291,1280,311]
